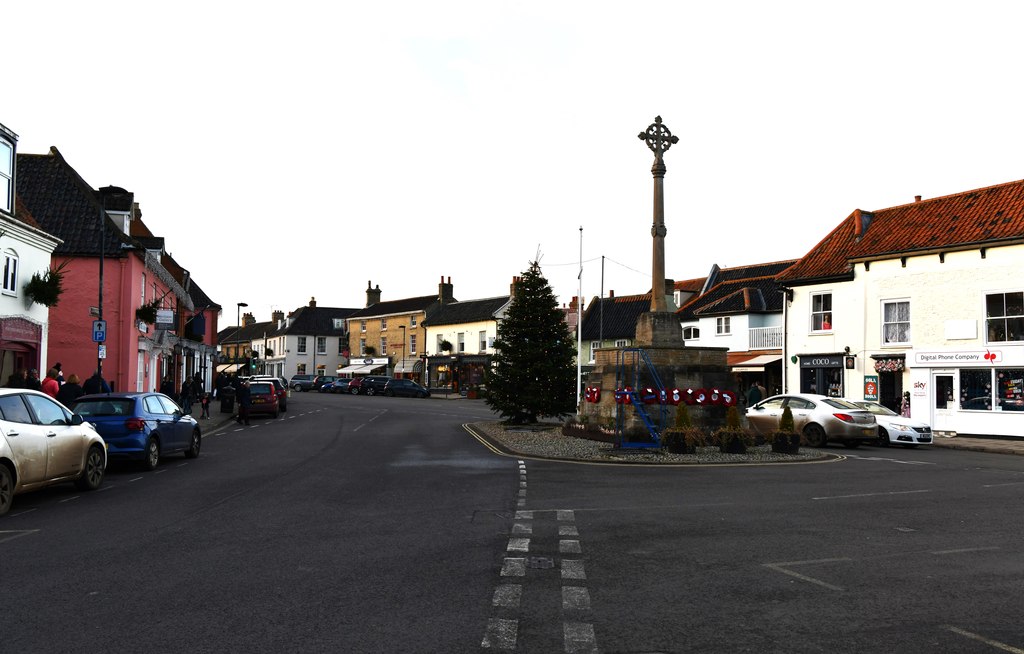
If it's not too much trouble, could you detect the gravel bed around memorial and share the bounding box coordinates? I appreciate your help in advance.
[468,421,833,464]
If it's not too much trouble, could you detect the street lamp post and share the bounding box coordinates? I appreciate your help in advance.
[235,302,248,371]
[96,186,128,382]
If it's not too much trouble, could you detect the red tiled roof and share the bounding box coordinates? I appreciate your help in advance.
[779,179,1024,284]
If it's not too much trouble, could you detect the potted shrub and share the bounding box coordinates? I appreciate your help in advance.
[714,405,754,454]
[661,403,705,454]
[766,405,801,454]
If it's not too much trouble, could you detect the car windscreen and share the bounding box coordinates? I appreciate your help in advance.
[823,398,864,411]
[856,402,897,416]
[73,398,135,416]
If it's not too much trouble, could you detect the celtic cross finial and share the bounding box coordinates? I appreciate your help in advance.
[637,115,678,160]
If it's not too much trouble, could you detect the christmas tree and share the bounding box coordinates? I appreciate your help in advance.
[485,261,578,424]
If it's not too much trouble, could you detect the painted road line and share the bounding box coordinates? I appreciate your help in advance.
[557,510,575,521]
[762,558,851,591]
[562,586,591,611]
[481,617,518,650]
[507,538,530,553]
[0,530,39,544]
[492,584,522,608]
[812,489,931,500]
[944,626,1024,653]
[563,621,597,654]
[501,558,526,577]
[930,546,1000,555]
[560,540,582,554]
[515,510,533,520]
[512,523,533,535]
[561,559,586,580]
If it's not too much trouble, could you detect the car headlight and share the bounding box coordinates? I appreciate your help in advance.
[889,423,910,431]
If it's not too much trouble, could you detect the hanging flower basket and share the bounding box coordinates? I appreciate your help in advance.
[874,358,905,373]
[24,261,70,308]
[135,299,161,325]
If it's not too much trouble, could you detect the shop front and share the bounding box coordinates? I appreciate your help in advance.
[0,316,41,382]
[910,347,1024,438]
[798,354,845,397]
[426,354,489,392]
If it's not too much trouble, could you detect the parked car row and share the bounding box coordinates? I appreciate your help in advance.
[1,388,202,516]
[745,393,933,448]
[319,376,430,398]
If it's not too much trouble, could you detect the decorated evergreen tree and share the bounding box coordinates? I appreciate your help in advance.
[485,261,577,424]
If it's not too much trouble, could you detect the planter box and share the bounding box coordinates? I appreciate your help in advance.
[770,433,801,454]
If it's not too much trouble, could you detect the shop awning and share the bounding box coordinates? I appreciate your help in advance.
[393,359,422,374]
[731,354,783,372]
[338,364,387,375]
[216,363,241,373]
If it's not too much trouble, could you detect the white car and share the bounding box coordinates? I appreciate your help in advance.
[852,401,933,447]
[0,388,108,515]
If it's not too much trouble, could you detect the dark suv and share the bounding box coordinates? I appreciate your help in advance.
[360,376,392,396]
[289,374,315,392]
[312,375,338,392]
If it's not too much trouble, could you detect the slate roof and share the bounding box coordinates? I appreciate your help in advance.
[677,260,797,320]
[579,292,651,340]
[778,179,1024,285]
[16,148,137,257]
[281,305,360,335]
[423,296,510,326]
[346,294,442,319]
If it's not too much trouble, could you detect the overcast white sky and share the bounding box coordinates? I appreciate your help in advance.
[7,1,1024,325]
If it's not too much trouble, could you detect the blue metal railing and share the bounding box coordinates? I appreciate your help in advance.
[614,348,667,448]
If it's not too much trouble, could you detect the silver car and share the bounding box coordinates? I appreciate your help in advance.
[851,401,933,447]
[746,393,877,448]
[0,388,108,515]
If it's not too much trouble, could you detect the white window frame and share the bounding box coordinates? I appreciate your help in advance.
[614,339,629,348]
[338,338,345,355]
[410,315,418,327]
[716,317,731,335]
[2,249,18,295]
[881,299,911,345]
[381,318,387,331]
[316,336,327,355]
[0,137,13,215]
[589,340,600,362]
[360,320,367,332]
[359,338,366,355]
[140,273,146,305]
[985,291,1024,344]
[811,292,833,332]
[297,336,307,354]
[682,326,699,340]
[409,334,417,355]
[479,330,487,353]
[379,337,387,354]
[458,332,465,353]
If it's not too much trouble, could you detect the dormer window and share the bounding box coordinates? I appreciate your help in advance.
[682,326,700,340]
[0,136,13,215]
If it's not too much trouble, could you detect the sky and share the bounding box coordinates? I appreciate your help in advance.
[6,1,1024,327]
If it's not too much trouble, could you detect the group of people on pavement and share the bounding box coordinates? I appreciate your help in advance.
[4,362,111,406]
[160,373,211,419]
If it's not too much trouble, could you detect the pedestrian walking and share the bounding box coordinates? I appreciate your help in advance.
[756,380,768,400]
[82,371,111,394]
[41,368,60,398]
[53,362,65,385]
[57,373,85,406]
[25,369,42,392]
[200,392,211,419]
[746,381,763,407]
[236,380,252,425]
[6,368,26,388]
[180,377,194,415]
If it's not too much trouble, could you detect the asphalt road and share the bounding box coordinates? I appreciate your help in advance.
[3,392,1024,653]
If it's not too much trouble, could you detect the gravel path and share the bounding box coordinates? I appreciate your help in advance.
[468,422,833,465]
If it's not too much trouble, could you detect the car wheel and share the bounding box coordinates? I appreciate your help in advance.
[351,387,360,395]
[842,440,861,449]
[803,424,827,448]
[293,384,302,392]
[0,464,14,515]
[75,444,106,490]
[184,429,201,459]
[877,427,890,446]
[143,436,160,471]
[367,387,376,396]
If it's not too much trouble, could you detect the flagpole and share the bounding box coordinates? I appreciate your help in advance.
[577,226,583,412]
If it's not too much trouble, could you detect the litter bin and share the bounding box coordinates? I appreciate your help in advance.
[220,386,236,414]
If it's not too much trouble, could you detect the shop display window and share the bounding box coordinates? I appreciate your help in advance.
[960,369,992,410]
[997,368,1024,411]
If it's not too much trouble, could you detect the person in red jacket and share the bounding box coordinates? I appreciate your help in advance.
[41,368,60,398]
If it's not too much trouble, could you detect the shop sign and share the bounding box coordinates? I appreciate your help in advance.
[799,355,843,368]
[864,375,878,401]
[914,349,1004,366]
[913,380,927,397]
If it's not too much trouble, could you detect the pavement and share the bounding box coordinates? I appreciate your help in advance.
[929,435,1024,456]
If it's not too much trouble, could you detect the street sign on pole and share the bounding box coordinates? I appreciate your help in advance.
[98,344,107,359]
[92,319,107,343]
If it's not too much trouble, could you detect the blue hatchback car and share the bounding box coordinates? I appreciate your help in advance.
[71,392,201,470]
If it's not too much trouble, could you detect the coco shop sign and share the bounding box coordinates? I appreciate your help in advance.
[799,355,843,368]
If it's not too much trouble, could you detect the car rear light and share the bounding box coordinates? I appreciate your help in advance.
[833,413,856,423]
[125,418,146,431]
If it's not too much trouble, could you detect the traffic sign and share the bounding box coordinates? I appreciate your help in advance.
[92,319,107,343]
[98,344,107,359]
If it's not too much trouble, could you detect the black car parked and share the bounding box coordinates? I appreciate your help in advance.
[360,376,392,396]
[383,379,430,398]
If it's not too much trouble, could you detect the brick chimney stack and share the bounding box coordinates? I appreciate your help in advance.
[242,312,256,326]
[366,281,381,307]
[309,296,317,308]
[271,310,284,324]
[438,276,454,304]
[509,276,521,298]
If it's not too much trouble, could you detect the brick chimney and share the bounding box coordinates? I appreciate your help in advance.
[271,310,284,324]
[309,296,317,308]
[509,276,520,298]
[438,276,454,304]
[242,312,256,326]
[366,281,381,307]
[609,290,614,298]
